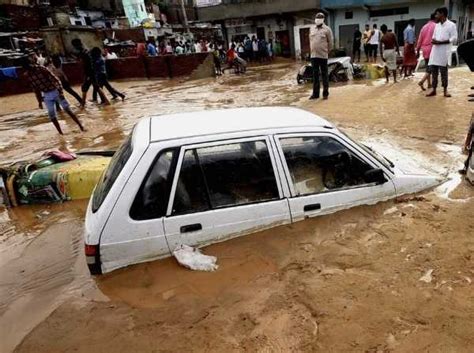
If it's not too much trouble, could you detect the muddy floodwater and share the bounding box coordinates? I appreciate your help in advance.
[1,60,473,352]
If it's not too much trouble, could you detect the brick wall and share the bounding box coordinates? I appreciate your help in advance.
[144,56,170,78]
[0,53,213,97]
[106,57,147,79]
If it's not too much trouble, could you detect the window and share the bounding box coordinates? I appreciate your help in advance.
[92,134,133,212]
[130,149,178,220]
[280,136,374,196]
[345,11,353,19]
[369,7,409,17]
[172,140,279,215]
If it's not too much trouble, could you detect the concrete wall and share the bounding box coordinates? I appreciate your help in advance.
[327,0,459,48]
[0,53,212,96]
[40,27,105,56]
[104,28,146,42]
[197,0,320,21]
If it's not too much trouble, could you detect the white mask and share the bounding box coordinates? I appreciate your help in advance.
[315,18,324,26]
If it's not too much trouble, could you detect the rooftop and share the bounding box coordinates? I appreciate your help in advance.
[149,107,332,142]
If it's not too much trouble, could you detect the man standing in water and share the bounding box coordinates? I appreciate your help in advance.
[402,19,417,78]
[368,24,380,63]
[427,7,457,98]
[71,38,109,106]
[309,12,333,100]
[23,53,84,135]
[380,25,399,83]
[353,26,362,63]
[362,24,371,62]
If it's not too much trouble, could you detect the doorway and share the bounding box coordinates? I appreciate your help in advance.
[299,27,310,60]
[276,30,291,57]
[257,27,265,40]
[339,24,358,55]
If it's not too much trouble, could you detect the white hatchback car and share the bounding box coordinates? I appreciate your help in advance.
[84,107,441,274]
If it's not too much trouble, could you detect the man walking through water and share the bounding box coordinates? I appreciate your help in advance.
[380,25,399,83]
[23,52,84,135]
[309,12,333,100]
[427,7,457,98]
[71,38,109,106]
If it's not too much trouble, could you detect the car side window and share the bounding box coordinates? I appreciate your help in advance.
[280,136,374,196]
[172,140,279,215]
[130,149,177,220]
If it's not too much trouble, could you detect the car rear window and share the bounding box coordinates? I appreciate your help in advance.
[92,134,133,213]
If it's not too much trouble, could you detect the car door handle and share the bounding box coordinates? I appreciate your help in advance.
[304,203,321,212]
[180,223,202,233]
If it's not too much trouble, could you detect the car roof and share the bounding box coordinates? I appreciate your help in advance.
[149,107,333,142]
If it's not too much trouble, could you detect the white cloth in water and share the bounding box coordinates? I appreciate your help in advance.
[173,244,218,272]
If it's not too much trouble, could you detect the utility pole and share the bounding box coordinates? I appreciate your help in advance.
[179,0,190,33]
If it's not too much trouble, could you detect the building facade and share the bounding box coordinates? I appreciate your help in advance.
[320,0,471,56]
[197,0,321,57]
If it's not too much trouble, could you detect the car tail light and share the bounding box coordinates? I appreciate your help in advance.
[84,244,102,275]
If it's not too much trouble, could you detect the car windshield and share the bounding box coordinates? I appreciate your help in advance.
[92,133,133,212]
[340,131,394,171]
[357,142,394,171]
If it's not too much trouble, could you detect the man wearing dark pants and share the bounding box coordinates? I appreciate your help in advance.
[309,12,333,100]
[71,38,109,107]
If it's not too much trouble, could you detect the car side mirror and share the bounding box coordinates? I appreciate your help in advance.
[364,168,387,184]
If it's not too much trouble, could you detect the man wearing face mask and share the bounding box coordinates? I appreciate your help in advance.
[309,12,333,100]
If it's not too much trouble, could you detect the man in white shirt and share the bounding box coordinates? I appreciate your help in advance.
[427,7,457,98]
[368,24,381,63]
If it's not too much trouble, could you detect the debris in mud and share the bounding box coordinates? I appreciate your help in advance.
[383,206,398,215]
[35,210,51,219]
[419,269,434,283]
[386,333,398,350]
[1,152,110,207]
[173,244,219,272]
[395,196,427,203]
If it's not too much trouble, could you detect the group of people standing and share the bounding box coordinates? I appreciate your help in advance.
[379,7,457,97]
[230,36,275,63]
[309,7,458,101]
[142,38,223,57]
[351,7,457,96]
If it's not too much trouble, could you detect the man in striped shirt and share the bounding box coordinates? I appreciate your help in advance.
[24,53,84,135]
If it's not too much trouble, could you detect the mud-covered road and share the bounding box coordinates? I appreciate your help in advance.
[1,61,473,352]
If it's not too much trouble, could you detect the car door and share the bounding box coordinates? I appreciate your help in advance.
[163,136,291,251]
[99,145,179,272]
[274,133,396,222]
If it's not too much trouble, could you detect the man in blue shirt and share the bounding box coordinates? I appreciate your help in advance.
[147,40,158,56]
[403,19,417,77]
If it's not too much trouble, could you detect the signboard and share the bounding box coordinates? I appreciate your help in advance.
[196,0,221,7]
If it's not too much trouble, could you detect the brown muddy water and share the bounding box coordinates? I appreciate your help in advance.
[1,61,473,353]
